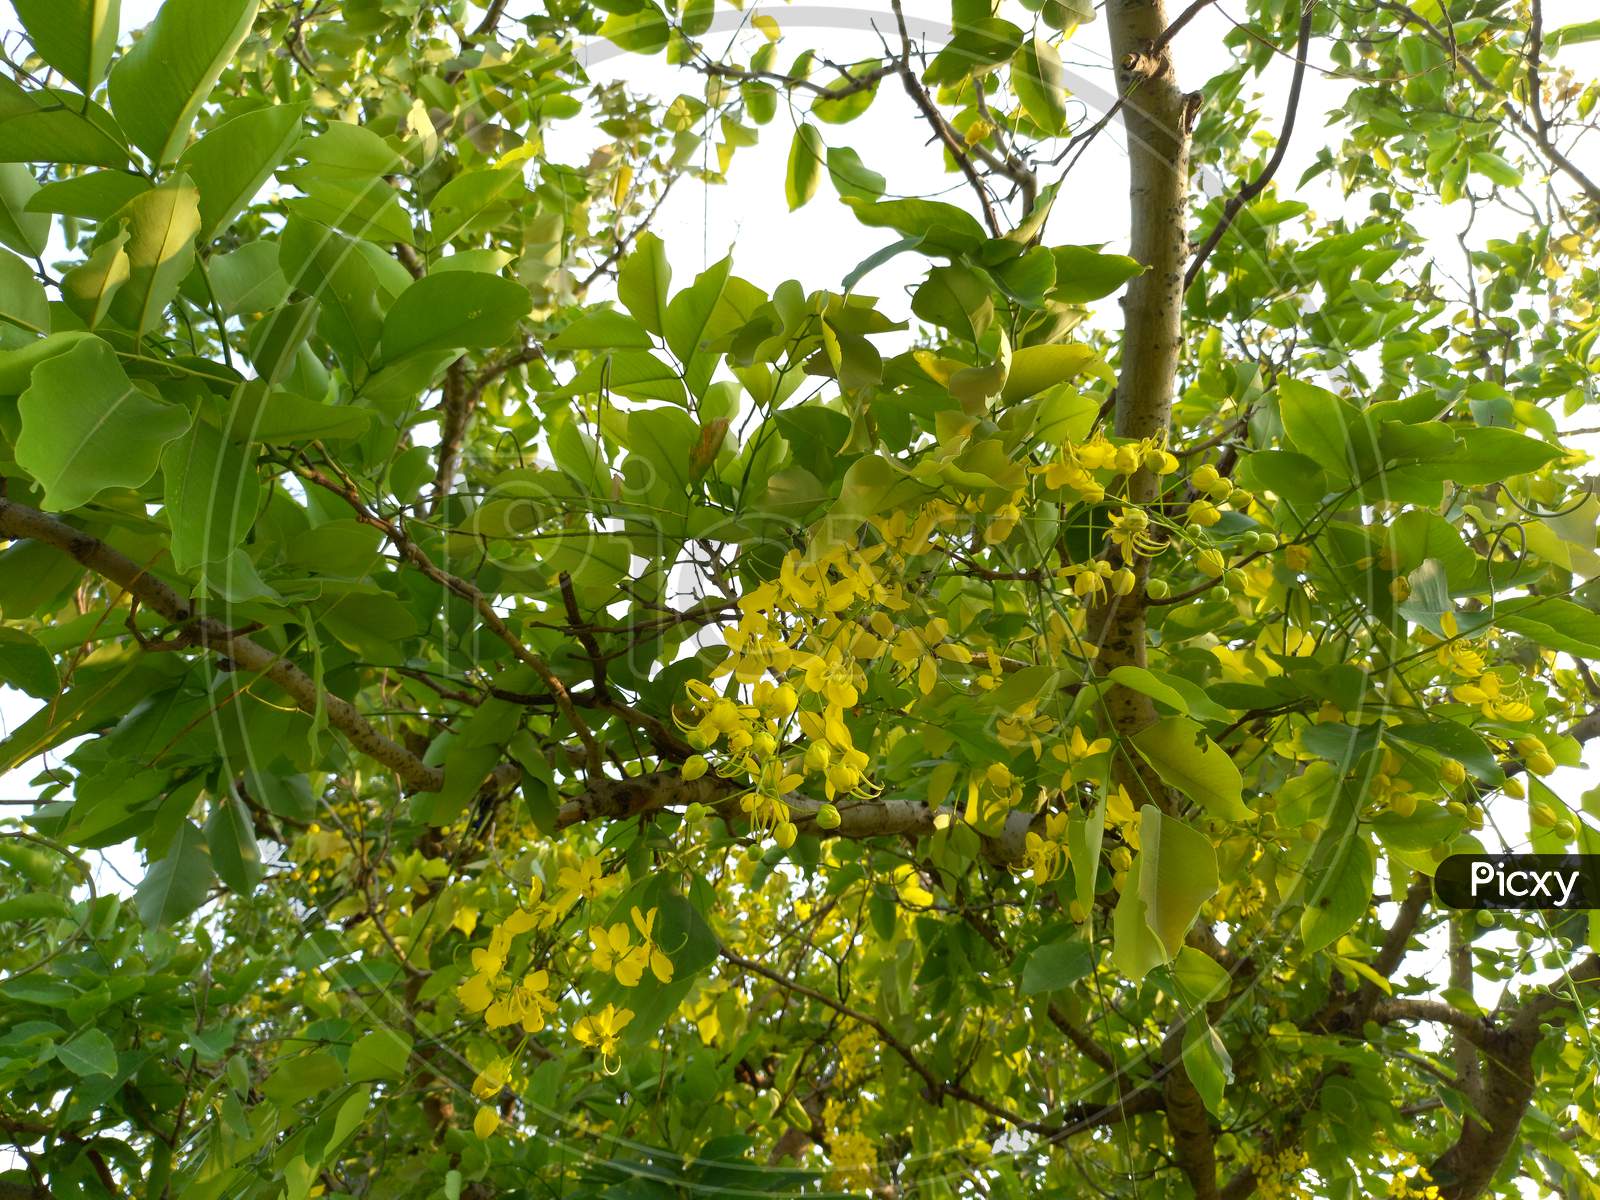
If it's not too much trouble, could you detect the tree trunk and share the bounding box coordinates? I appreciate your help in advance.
[1094,0,1194,794]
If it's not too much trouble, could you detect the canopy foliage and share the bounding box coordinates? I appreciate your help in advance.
[0,1,1598,1198]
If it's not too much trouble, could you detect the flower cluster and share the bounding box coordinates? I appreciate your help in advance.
[1034,433,1180,502]
[456,909,557,1034]
[678,541,953,843]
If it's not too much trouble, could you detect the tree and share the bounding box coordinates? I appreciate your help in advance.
[0,0,1597,1196]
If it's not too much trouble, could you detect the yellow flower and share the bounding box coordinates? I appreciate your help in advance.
[573,1003,635,1060]
[1024,813,1070,883]
[472,1058,511,1100]
[457,970,497,1014]
[485,969,557,1034]
[590,907,674,987]
[469,925,513,978]
[551,856,607,915]
[474,1106,500,1139]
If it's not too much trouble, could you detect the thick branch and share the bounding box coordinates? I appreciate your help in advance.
[1161,1021,1219,1200]
[1426,954,1599,1200]
[0,498,443,794]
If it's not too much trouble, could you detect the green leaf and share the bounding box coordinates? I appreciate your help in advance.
[600,5,669,54]
[106,174,202,337]
[427,166,525,244]
[15,336,192,511]
[786,122,824,210]
[201,241,289,316]
[11,0,121,94]
[924,17,1023,85]
[379,271,532,364]
[26,170,149,220]
[1468,150,1521,187]
[1234,449,1328,505]
[225,382,373,445]
[0,248,48,333]
[0,329,97,391]
[278,218,383,373]
[347,1028,412,1082]
[135,819,214,927]
[843,196,987,256]
[1181,1020,1232,1114]
[56,1028,118,1077]
[203,791,262,893]
[826,146,886,201]
[1012,37,1067,135]
[1550,18,1600,47]
[0,78,129,167]
[1130,717,1251,821]
[616,230,672,335]
[0,163,49,258]
[662,255,732,365]
[1170,945,1229,1006]
[1386,719,1501,784]
[261,1050,343,1104]
[1278,378,1377,481]
[1049,244,1143,302]
[1495,596,1600,659]
[1001,343,1107,402]
[1108,665,1190,716]
[162,419,259,572]
[911,265,993,344]
[107,0,260,166]
[813,63,882,124]
[1386,508,1474,582]
[1298,787,1372,953]
[680,0,715,37]
[1416,426,1563,484]
[1020,938,1092,994]
[549,308,654,351]
[1138,806,1219,957]
[0,626,57,698]
[60,222,130,328]
[1113,806,1219,981]
[177,102,304,238]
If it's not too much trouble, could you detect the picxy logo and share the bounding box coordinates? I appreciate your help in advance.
[1435,855,1599,910]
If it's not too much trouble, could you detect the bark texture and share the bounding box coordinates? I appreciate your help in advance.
[1093,0,1195,784]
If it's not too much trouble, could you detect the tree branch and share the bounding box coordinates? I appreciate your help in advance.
[890,0,1003,238]
[0,498,444,794]
[1184,0,1314,289]
[1373,0,1600,208]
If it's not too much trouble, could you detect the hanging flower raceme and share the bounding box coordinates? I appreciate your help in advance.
[456,909,556,1033]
